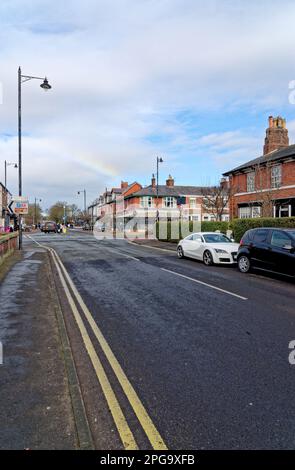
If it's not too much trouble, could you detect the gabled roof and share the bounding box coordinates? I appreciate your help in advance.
[125,185,212,198]
[121,181,141,194]
[223,144,295,176]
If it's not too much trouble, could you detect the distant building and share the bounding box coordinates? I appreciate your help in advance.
[0,183,13,231]
[89,176,229,231]
[223,116,295,219]
[123,175,228,224]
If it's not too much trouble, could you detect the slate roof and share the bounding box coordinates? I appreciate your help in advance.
[223,144,295,176]
[126,185,211,198]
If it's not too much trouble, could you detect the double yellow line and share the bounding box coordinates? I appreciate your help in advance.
[28,236,167,451]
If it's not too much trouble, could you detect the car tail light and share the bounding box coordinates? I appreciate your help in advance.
[239,239,244,246]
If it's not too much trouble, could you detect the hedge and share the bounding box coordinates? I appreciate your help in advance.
[156,220,229,242]
[230,217,295,242]
[156,218,295,243]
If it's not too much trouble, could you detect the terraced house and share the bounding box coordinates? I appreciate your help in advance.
[224,116,295,219]
[123,175,230,224]
[88,175,230,231]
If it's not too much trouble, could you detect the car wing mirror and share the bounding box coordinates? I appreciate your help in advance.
[283,244,293,251]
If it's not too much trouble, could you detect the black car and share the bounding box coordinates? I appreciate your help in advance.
[237,227,295,278]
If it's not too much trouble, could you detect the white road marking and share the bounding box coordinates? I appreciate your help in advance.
[128,241,175,253]
[26,234,246,300]
[103,246,140,261]
[161,268,248,300]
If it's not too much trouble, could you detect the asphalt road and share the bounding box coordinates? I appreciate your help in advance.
[25,230,295,450]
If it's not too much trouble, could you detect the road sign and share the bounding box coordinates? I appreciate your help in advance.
[9,196,29,215]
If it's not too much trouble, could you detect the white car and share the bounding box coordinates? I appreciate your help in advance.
[177,232,240,266]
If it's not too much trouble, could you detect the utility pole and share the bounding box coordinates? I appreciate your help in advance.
[156,156,163,220]
[18,66,52,249]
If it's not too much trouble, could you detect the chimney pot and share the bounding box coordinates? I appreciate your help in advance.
[166,175,174,187]
[263,115,289,155]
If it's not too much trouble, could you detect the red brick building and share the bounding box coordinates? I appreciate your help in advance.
[223,116,295,219]
[89,176,230,231]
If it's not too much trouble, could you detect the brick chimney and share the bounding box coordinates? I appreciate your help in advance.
[121,181,128,189]
[151,174,156,188]
[263,116,289,155]
[166,175,174,187]
[220,177,229,190]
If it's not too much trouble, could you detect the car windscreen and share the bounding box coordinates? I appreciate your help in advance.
[288,231,295,240]
[203,234,231,243]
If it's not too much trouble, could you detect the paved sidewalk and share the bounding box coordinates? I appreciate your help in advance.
[0,240,89,449]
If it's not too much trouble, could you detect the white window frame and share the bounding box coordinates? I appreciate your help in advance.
[140,196,153,208]
[163,197,176,208]
[239,207,251,219]
[239,206,261,219]
[271,165,282,188]
[247,172,255,192]
[189,197,196,208]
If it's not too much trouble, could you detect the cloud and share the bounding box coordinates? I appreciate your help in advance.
[0,0,295,207]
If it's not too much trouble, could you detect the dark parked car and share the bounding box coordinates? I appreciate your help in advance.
[41,221,57,234]
[237,227,295,278]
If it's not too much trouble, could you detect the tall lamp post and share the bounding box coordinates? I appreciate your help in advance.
[18,66,52,249]
[4,161,18,191]
[156,157,163,219]
[33,197,42,227]
[63,205,67,226]
[77,190,87,214]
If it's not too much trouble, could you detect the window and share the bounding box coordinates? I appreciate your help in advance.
[253,229,269,243]
[247,172,255,192]
[203,234,232,243]
[239,207,251,219]
[192,234,203,242]
[140,197,153,208]
[271,231,292,248]
[271,165,282,188]
[189,197,196,208]
[239,206,261,218]
[251,206,261,218]
[164,197,176,208]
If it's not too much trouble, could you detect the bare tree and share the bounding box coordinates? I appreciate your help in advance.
[201,182,233,221]
[252,162,276,217]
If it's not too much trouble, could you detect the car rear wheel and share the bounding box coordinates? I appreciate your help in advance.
[177,246,184,259]
[238,255,251,273]
[203,250,214,266]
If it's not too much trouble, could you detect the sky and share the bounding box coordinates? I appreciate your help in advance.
[1,0,295,210]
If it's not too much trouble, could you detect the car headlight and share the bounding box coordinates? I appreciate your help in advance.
[214,249,228,254]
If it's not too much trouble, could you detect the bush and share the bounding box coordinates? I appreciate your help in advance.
[230,217,295,242]
[201,221,229,234]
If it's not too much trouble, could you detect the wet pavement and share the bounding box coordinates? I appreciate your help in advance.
[0,242,77,449]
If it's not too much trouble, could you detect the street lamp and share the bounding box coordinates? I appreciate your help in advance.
[77,189,87,214]
[33,197,42,227]
[18,66,52,249]
[156,157,163,218]
[4,160,18,191]
[63,205,67,226]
